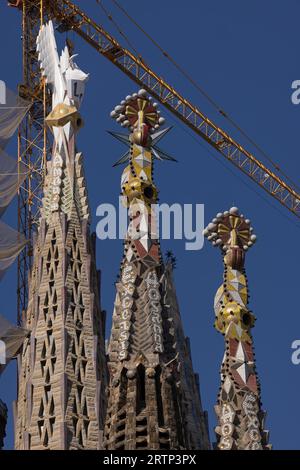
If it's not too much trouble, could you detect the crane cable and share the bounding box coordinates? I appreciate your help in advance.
[107,0,300,194]
[95,0,141,59]
[162,105,300,231]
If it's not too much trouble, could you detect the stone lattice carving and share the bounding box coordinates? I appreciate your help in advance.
[104,89,210,450]
[204,207,271,450]
[14,22,106,450]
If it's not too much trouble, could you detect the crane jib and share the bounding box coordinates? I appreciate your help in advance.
[45,0,300,218]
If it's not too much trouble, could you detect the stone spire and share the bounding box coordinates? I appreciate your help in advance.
[14,21,107,450]
[204,207,271,450]
[104,89,210,450]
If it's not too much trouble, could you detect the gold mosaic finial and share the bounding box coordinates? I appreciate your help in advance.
[109,89,175,207]
[203,206,257,270]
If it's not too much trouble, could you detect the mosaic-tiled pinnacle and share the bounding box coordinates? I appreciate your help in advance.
[204,207,271,450]
[104,89,210,450]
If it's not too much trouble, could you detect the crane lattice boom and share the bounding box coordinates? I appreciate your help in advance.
[47,0,300,217]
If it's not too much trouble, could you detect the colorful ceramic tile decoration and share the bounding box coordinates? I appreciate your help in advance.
[204,207,271,450]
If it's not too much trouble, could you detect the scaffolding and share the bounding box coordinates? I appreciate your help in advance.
[17,0,51,324]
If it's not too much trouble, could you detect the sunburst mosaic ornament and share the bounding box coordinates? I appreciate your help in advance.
[110,88,166,148]
[125,96,161,128]
[203,207,257,270]
[203,206,257,252]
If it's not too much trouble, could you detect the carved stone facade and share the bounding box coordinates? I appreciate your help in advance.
[160,264,210,450]
[15,207,107,450]
[104,89,210,450]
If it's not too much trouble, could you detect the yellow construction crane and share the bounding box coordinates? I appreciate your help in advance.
[8,0,300,321]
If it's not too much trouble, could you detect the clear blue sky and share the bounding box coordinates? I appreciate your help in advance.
[1,0,300,450]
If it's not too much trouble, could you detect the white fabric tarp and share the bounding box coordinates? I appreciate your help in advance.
[0,86,30,215]
[0,313,28,376]
[0,220,27,280]
[0,87,30,150]
[0,148,27,216]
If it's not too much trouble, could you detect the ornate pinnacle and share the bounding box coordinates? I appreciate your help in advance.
[110,88,165,144]
[109,89,175,207]
[204,207,270,450]
[203,206,257,270]
[204,206,256,338]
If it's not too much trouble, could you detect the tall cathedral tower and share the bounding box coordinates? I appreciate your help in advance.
[15,22,106,450]
[204,207,270,450]
[104,89,210,450]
